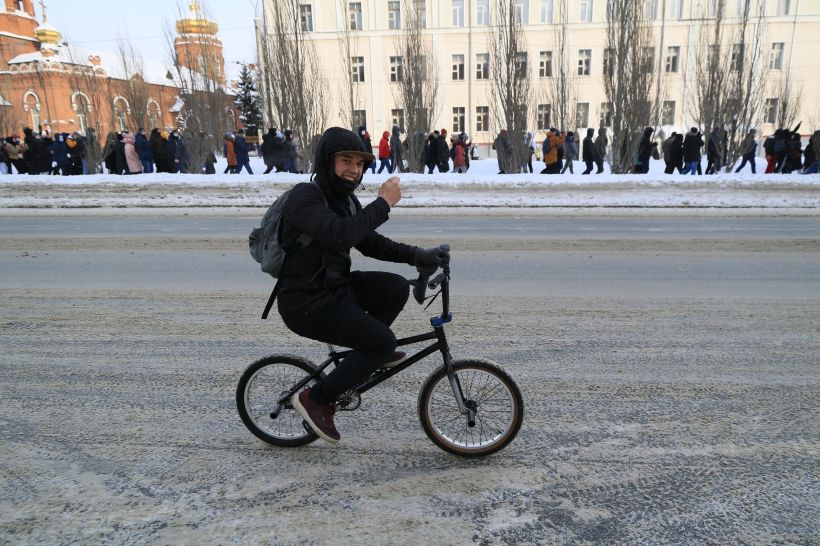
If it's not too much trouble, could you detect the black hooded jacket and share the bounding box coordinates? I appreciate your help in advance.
[277,127,416,312]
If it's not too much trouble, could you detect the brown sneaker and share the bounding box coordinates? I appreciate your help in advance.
[379,351,407,369]
[291,388,340,444]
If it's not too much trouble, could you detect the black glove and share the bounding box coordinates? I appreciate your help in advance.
[414,245,450,272]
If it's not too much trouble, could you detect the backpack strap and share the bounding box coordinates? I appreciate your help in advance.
[261,279,280,319]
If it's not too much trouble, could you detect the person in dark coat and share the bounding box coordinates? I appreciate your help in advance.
[51,133,72,176]
[114,133,127,175]
[436,128,450,173]
[166,131,180,173]
[277,126,449,444]
[149,129,168,173]
[28,132,51,174]
[634,127,657,174]
[135,128,153,173]
[424,132,438,173]
[803,130,820,174]
[581,128,595,174]
[670,133,684,173]
[389,126,404,173]
[593,127,608,174]
[261,129,276,174]
[682,127,704,175]
[782,132,803,173]
[734,130,757,173]
[66,134,84,175]
[102,132,118,174]
[705,126,726,174]
[234,129,253,174]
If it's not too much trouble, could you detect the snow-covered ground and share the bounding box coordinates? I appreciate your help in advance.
[1,155,818,211]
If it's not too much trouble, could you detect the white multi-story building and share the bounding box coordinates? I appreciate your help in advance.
[258,0,819,147]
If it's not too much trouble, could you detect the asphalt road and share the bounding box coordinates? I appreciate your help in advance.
[1,213,818,544]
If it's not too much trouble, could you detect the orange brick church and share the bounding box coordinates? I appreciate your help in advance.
[0,0,236,136]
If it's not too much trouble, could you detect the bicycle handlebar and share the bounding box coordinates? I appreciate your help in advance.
[410,245,451,320]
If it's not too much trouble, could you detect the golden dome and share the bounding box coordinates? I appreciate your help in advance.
[35,22,62,44]
[176,2,219,35]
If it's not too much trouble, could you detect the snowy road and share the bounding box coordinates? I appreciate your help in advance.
[1,213,818,544]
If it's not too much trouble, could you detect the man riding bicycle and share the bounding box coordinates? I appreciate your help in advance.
[278,127,449,444]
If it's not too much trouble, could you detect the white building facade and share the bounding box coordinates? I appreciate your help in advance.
[258,0,820,147]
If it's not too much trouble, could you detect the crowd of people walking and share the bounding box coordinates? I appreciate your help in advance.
[2,124,818,176]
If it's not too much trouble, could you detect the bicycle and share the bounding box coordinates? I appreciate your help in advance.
[236,254,524,457]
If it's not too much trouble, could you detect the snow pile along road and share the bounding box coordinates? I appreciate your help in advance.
[0,157,818,210]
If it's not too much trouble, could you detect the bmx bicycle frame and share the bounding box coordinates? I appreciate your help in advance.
[273,273,475,423]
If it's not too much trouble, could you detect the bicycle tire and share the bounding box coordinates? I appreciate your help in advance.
[236,354,325,447]
[418,359,524,457]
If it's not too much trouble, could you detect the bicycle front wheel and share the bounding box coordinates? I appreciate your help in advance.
[418,359,524,457]
[236,354,324,447]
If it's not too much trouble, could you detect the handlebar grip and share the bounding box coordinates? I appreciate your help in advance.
[412,271,430,304]
[427,272,447,290]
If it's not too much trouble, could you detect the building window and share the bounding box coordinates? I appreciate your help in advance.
[113,97,130,132]
[452,0,465,26]
[580,0,593,21]
[770,43,784,70]
[536,104,551,130]
[576,102,589,129]
[541,0,554,22]
[352,110,367,130]
[476,106,490,132]
[662,101,676,126]
[414,0,427,27]
[515,0,529,23]
[390,56,404,82]
[453,107,466,133]
[643,0,657,19]
[669,0,684,19]
[391,108,405,130]
[736,0,750,16]
[351,56,365,82]
[776,0,791,15]
[147,99,161,129]
[643,47,655,74]
[299,4,313,31]
[476,0,490,25]
[452,54,465,80]
[388,1,401,29]
[731,43,744,71]
[515,52,528,79]
[539,51,553,77]
[764,98,778,124]
[599,102,612,127]
[349,2,363,30]
[476,53,490,79]
[665,46,680,73]
[708,0,721,17]
[603,47,614,77]
[578,49,591,76]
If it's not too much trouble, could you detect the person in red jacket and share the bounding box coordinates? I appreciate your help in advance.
[377,130,392,173]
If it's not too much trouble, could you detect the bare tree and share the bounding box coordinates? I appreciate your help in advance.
[489,0,531,172]
[688,0,732,166]
[337,0,360,130]
[117,41,150,131]
[724,0,768,169]
[258,0,329,169]
[392,0,439,172]
[602,0,659,173]
[545,0,576,132]
[773,76,802,130]
[164,3,230,173]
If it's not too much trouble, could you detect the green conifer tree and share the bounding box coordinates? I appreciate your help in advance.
[234,63,263,137]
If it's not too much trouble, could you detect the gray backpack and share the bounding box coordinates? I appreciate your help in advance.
[249,182,355,318]
[249,187,314,278]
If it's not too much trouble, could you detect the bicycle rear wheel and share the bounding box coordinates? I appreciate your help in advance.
[418,359,523,457]
[236,354,324,447]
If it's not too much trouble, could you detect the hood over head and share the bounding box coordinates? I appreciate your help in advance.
[311,126,376,195]
[382,131,390,139]
[586,128,595,137]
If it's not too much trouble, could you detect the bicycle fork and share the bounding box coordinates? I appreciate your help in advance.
[436,326,477,428]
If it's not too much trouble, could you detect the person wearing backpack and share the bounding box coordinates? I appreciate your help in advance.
[540,128,565,174]
[263,126,449,444]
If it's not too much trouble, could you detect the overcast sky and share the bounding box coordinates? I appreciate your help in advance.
[43,0,261,81]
